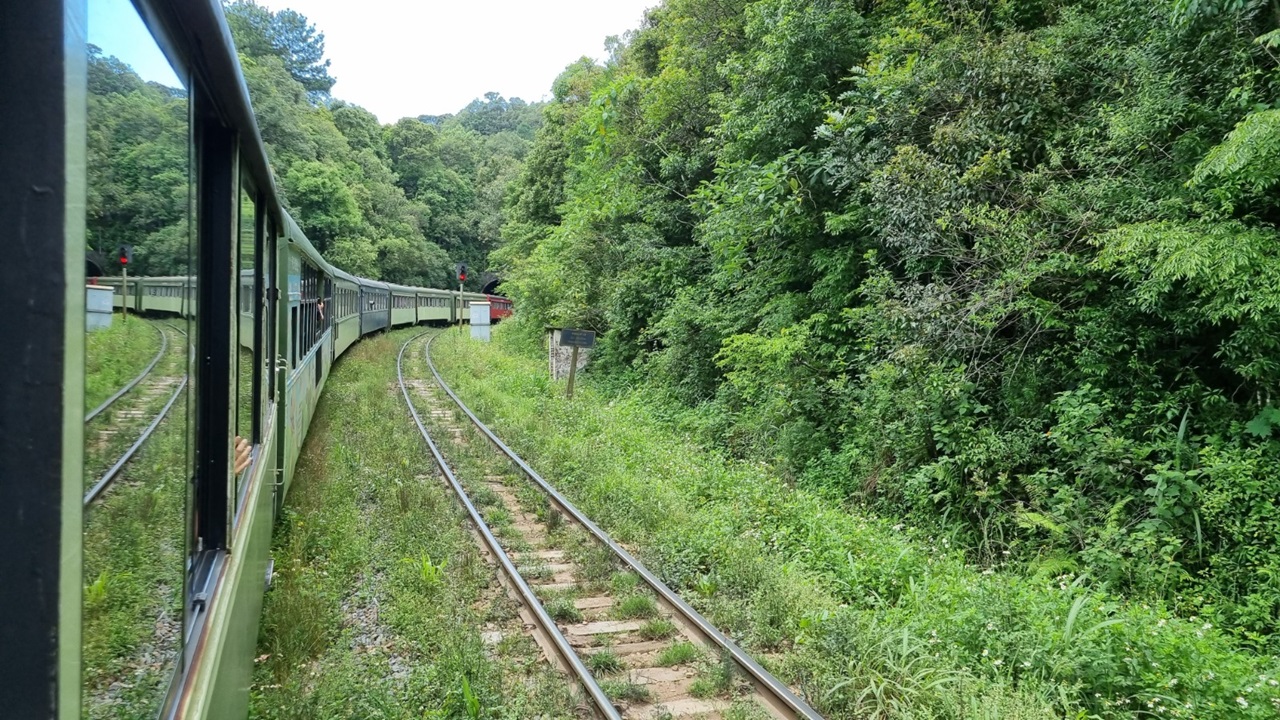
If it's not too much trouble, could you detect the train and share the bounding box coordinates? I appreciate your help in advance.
[94,274,512,331]
[0,2,511,719]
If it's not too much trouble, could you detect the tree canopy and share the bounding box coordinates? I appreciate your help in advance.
[225,0,335,96]
[88,4,542,291]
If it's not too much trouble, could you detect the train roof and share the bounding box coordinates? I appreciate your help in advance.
[357,278,390,291]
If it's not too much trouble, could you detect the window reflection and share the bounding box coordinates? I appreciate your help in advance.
[83,0,189,716]
[234,185,257,505]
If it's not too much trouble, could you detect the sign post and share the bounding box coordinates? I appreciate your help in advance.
[557,328,596,399]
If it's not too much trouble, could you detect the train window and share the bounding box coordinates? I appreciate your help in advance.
[263,217,276,425]
[82,0,190,713]
[233,183,258,506]
[292,259,328,369]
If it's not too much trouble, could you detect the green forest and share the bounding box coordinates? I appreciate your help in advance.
[500,0,1280,656]
[87,0,541,287]
[487,0,1280,713]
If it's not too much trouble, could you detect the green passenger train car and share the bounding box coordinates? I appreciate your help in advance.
[0,3,512,720]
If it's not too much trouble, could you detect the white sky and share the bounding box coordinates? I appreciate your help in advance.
[90,0,657,121]
[258,0,657,121]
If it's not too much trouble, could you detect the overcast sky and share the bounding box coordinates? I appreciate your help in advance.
[257,0,657,121]
[90,0,656,122]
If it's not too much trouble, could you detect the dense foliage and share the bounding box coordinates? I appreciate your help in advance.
[87,1,541,288]
[496,0,1280,659]
[86,45,190,276]
[226,0,541,287]
[438,330,1280,719]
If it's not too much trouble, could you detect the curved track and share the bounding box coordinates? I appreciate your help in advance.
[84,320,168,423]
[398,332,825,720]
[84,322,188,507]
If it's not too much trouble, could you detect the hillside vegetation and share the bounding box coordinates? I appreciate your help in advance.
[494,0,1280,664]
[435,330,1280,719]
[88,0,540,287]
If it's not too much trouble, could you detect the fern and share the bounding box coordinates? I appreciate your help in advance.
[1094,220,1280,383]
[1192,108,1280,193]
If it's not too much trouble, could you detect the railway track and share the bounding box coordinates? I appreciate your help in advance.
[84,321,188,506]
[85,320,168,423]
[397,332,824,720]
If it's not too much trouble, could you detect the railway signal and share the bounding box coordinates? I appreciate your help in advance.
[118,245,133,321]
[455,263,467,329]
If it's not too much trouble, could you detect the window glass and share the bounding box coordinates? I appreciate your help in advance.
[82,0,189,713]
[262,218,274,426]
[234,185,257,503]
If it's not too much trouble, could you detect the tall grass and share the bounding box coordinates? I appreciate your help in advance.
[250,330,576,718]
[431,329,1280,719]
[84,317,163,413]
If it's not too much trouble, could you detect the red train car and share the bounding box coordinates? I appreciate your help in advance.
[487,294,513,322]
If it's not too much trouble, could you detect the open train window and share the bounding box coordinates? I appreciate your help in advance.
[233,177,261,510]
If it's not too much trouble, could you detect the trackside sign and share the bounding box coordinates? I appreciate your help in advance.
[558,328,596,348]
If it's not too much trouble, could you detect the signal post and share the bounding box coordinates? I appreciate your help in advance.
[118,244,133,321]
[455,262,467,330]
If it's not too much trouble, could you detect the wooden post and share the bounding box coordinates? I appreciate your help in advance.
[565,346,579,399]
[121,266,128,322]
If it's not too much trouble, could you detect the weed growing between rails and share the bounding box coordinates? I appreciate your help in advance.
[84,323,187,491]
[429,330,1280,719]
[250,330,578,720]
[82,394,187,720]
[405,351,783,719]
[85,317,164,413]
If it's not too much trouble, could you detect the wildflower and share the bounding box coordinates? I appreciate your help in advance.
[993,659,1003,667]
[1157,618,1167,627]
[1237,697,1248,708]
[986,621,996,631]
[982,648,989,657]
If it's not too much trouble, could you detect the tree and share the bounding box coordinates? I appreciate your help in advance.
[225,1,335,97]
[283,161,360,252]
[86,47,189,276]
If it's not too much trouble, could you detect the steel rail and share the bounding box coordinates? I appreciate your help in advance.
[85,320,168,423]
[422,334,825,720]
[84,375,187,507]
[396,332,622,720]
